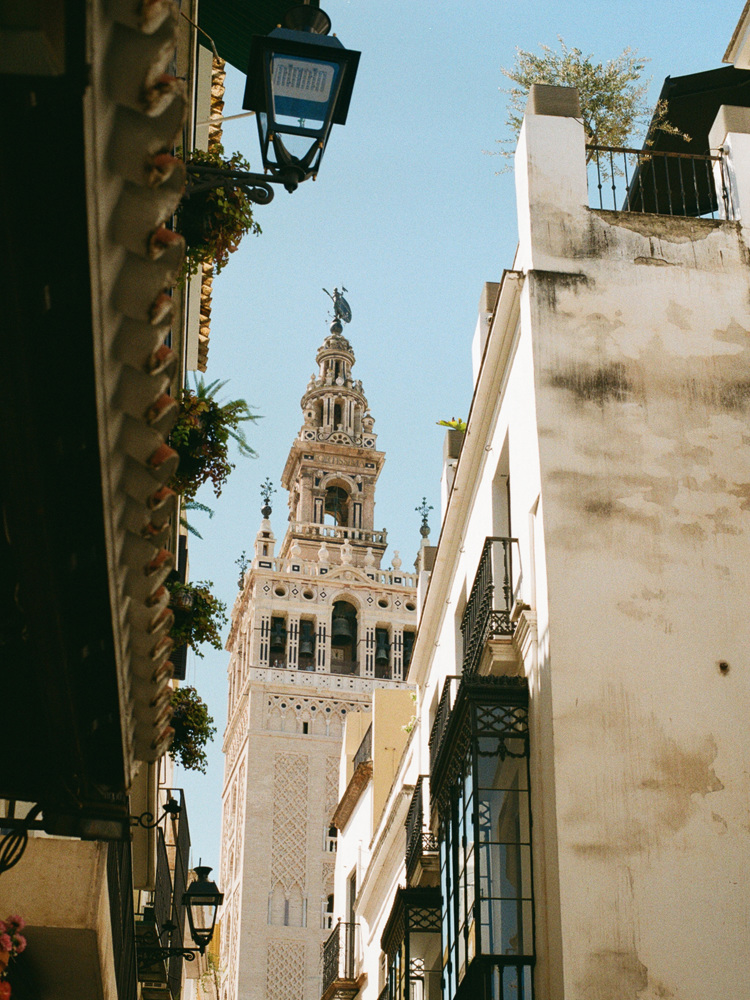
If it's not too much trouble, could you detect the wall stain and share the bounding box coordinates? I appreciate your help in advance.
[529,269,590,311]
[634,256,674,266]
[566,691,724,859]
[549,361,633,406]
[577,949,648,1000]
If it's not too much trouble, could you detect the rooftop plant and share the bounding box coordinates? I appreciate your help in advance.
[495,38,688,162]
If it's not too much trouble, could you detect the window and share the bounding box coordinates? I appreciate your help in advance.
[323,893,335,929]
[434,679,532,1000]
[326,824,338,852]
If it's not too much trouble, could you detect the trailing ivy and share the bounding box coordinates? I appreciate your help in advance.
[169,686,216,773]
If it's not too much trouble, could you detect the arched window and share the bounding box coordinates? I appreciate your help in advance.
[324,485,350,526]
[331,600,357,674]
[333,401,343,428]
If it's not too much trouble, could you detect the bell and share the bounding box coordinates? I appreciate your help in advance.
[269,619,286,652]
[331,615,354,644]
[299,623,315,657]
[375,633,390,666]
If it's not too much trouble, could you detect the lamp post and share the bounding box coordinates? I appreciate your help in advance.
[184,0,360,205]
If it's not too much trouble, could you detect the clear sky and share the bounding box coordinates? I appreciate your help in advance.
[175,0,743,876]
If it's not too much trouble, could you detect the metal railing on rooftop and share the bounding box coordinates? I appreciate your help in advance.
[587,144,735,219]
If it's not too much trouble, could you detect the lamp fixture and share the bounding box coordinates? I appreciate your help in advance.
[137,865,224,964]
[183,0,360,206]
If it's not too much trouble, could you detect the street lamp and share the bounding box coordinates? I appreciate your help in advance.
[183,865,224,954]
[185,1,360,204]
[137,865,224,965]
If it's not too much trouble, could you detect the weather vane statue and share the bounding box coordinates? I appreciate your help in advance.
[323,286,352,325]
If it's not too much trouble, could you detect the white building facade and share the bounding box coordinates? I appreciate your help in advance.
[219,313,417,1000]
[326,37,750,1000]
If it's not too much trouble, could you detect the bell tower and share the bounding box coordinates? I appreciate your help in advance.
[281,291,386,569]
[219,293,418,1000]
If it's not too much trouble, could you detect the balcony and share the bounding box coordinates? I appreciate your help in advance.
[428,676,460,779]
[405,777,438,887]
[461,537,521,677]
[135,789,191,999]
[321,921,359,1000]
[381,888,441,1000]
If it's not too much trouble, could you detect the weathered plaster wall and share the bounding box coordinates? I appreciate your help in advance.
[522,100,750,1000]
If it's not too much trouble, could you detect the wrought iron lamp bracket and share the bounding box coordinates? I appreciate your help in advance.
[130,795,181,830]
[183,164,290,205]
[137,944,202,964]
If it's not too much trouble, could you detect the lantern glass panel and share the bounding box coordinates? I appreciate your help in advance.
[270,55,340,129]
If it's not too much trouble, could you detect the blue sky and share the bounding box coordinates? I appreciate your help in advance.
[175,0,743,874]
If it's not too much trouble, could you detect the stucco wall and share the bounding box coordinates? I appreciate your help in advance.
[521,98,750,1000]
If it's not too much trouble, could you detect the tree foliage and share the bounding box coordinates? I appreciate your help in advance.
[169,686,216,773]
[498,38,687,158]
[170,377,258,501]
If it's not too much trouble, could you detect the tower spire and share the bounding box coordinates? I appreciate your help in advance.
[279,291,386,568]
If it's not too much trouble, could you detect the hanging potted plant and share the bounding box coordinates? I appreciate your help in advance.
[177,145,261,280]
[169,687,216,773]
[169,377,257,501]
[165,577,227,657]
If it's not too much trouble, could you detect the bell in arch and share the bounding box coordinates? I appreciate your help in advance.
[331,601,356,647]
[299,620,315,657]
[270,617,286,652]
[375,628,390,666]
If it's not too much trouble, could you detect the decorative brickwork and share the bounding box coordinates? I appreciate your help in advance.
[271,753,309,891]
[266,940,306,1000]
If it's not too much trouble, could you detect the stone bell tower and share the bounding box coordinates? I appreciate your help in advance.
[219,294,418,1000]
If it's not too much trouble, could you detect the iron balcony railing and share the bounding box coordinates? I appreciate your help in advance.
[322,920,358,993]
[587,144,735,219]
[428,676,460,779]
[405,777,438,882]
[107,839,138,1000]
[461,537,519,678]
[377,986,391,1000]
[353,724,373,771]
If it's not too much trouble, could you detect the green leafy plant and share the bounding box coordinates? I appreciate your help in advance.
[177,145,262,279]
[165,577,227,656]
[169,686,216,773]
[496,38,688,162]
[437,418,467,432]
[180,499,214,540]
[170,377,258,501]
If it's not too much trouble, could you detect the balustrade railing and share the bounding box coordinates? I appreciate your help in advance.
[353,724,373,771]
[461,537,519,678]
[587,144,735,219]
[405,777,438,881]
[322,920,358,993]
[289,521,388,546]
[428,676,461,778]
